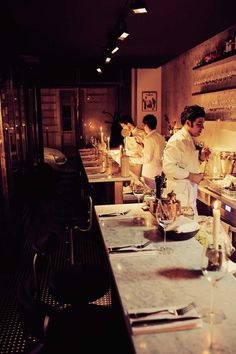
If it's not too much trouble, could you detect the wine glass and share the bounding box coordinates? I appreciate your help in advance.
[155,199,176,255]
[132,178,145,224]
[201,242,229,352]
[201,242,228,324]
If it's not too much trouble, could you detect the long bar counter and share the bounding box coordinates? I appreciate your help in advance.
[95,203,236,354]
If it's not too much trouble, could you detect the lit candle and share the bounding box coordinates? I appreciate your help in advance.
[100,126,104,143]
[212,200,220,249]
[107,136,110,150]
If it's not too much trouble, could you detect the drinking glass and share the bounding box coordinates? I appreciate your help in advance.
[201,243,228,324]
[132,178,145,224]
[155,199,175,255]
[201,243,229,352]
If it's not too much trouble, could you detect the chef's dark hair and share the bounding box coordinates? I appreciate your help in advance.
[142,114,157,130]
[118,114,134,125]
[180,105,205,125]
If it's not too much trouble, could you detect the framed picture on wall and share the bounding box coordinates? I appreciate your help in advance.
[142,91,157,111]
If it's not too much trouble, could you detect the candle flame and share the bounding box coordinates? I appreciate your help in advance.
[100,126,103,132]
[213,200,219,209]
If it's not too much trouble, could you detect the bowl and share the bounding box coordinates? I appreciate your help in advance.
[158,226,200,241]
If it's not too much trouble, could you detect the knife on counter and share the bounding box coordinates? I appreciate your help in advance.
[109,248,153,254]
[131,316,201,327]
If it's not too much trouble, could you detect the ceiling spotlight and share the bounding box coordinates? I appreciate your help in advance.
[130,0,147,14]
[110,45,119,55]
[96,67,102,74]
[105,56,111,64]
[117,29,129,41]
[116,21,130,41]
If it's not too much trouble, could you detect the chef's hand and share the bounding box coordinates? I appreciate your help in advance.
[188,172,204,184]
[200,146,211,161]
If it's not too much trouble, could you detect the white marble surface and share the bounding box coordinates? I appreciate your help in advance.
[95,204,236,354]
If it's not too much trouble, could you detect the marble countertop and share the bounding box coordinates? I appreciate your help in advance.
[95,204,236,354]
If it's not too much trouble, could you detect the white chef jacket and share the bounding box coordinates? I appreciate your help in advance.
[125,127,145,157]
[163,127,200,214]
[131,129,166,189]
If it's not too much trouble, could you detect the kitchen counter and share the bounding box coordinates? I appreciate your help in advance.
[198,178,236,209]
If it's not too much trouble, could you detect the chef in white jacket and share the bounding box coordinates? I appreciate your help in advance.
[131,114,166,189]
[163,105,211,215]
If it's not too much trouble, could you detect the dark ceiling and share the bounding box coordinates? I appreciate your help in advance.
[1,0,236,74]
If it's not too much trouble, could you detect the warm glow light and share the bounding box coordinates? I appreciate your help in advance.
[111,46,119,54]
[96,67,102,74]
[118,31,129,41]
[100,126,103,132]
[105,56,111,64]
[213,200,219,209]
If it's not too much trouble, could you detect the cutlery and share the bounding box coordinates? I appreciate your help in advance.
[131,316,201,327]
[109,240,152,252]
[109,248,153,254]
[129,302,196,319]
[99,209,131,217]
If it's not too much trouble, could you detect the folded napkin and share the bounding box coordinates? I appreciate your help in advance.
[129,305,202,335]
[85,166,105,174]
[196,216,235,256]
[81,154,97,161]
[79,149,95,156]
[82,159,99,166]
[165,216,199,233]
[88,173,108,179]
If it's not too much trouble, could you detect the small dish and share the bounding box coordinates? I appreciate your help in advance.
[158,226,200,241]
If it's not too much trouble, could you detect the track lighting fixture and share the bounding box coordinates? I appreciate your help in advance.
[116,21,130,41]
[110,44,119,55]
[105,56,111,64]
[130,0,148,14]
[117,29,129,41]
[96,67,102,74]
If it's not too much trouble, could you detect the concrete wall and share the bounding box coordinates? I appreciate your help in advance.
[134,25,236,151]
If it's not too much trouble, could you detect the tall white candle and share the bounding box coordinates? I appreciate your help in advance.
[212,200,220,249]
[100,127,104,143]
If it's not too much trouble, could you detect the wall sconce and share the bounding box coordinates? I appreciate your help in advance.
[130,0,148,14]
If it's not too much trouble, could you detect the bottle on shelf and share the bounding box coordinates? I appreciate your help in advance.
[224,29,234,53]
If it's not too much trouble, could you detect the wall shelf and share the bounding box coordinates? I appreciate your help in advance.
[192,86,236,95]
[193,50,236,70]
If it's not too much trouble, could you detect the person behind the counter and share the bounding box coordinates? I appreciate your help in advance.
[131,114,166,190]
[162,105,211,215]
[118,115,145,157]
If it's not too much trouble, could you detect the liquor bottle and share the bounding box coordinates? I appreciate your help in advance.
[225,30,234,53]
[120,149,130,177]
[155,173,166,199]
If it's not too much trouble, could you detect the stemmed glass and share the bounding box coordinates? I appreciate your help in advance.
[155,199,176,255]
[201,242,228,323]
[201,242,228,351]
[132,178,145,224]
